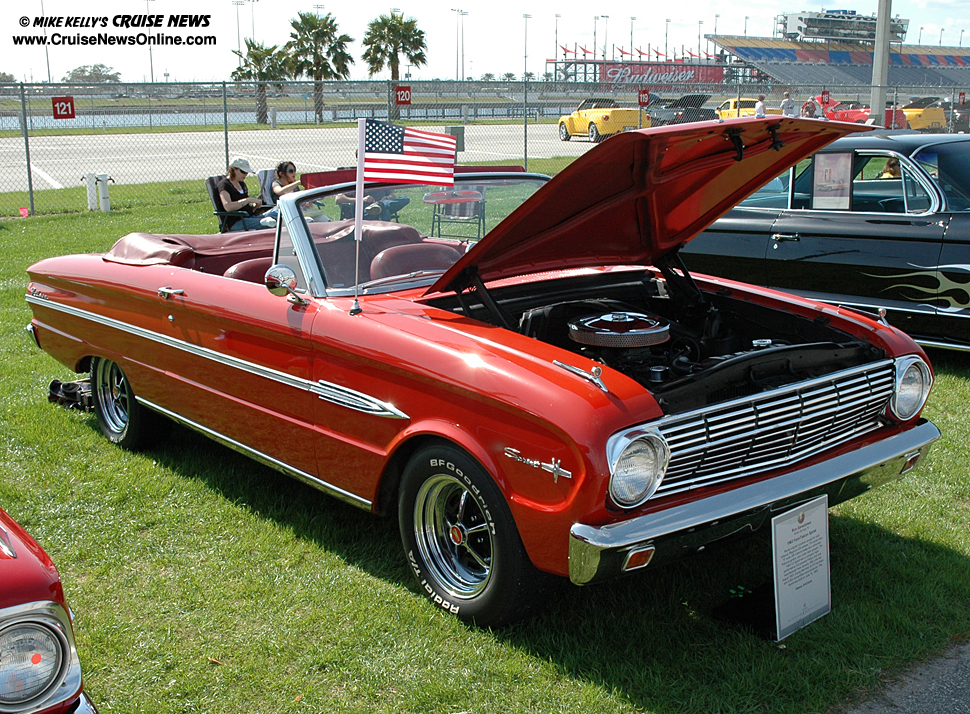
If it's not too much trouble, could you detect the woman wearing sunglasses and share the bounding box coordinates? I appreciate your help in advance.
[272,161,303,200]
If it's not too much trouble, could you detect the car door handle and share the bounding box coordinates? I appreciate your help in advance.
[157,286,184,299]
[771,233,800,242]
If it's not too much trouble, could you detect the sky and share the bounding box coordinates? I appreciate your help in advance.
[2,0,968,84]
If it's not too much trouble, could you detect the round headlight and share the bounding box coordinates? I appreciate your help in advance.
[609,432,670,508]
[0,622,66,706]
[890,357,932,421]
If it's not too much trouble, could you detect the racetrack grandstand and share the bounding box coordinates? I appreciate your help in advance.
[712,36,970,88]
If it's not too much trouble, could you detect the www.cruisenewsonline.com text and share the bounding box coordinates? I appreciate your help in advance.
[12,14,215,47]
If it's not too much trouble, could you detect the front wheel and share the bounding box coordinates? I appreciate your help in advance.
[399,444,554,627]
[588,122,602,142]
[559,122,571,141]
[91,357,161,450]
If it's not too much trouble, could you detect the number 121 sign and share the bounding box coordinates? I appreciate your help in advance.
[52,96,75,120]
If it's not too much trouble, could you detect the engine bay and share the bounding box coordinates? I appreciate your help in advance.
[429,261,885,415]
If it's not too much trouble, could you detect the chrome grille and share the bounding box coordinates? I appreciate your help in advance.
[654,360,895,496]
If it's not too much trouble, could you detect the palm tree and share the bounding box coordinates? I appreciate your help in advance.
[502,72,517,81]
[232,39,289,125]
[362,13,427,119]
[285,12,354,124]
[481,73,495,82]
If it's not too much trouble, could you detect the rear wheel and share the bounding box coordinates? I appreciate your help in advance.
[559,122,571,141]
[588,122,602,142]
[399,444,554,627]
[91,357,161,449]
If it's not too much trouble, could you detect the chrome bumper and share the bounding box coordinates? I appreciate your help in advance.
[569,419,940,585]
[76,692,100,714]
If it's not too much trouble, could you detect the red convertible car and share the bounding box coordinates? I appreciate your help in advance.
[0,508,97,714]
[26,118,939,626]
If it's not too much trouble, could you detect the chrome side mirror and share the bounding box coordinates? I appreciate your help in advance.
[264,264,307,304]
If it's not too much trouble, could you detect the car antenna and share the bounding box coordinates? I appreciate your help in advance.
[350,120,366,316]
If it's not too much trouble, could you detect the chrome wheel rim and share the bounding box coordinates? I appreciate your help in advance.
[588,124,597,141]
[94,359,130,434]
[559,124,568,140]
[414,473,493,598]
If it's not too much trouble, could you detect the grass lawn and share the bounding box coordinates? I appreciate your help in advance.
[1,197,969,713]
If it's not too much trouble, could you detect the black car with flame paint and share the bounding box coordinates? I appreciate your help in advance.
[683,132,970,352]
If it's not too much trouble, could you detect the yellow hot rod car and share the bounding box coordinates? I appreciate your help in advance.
[558,98,650,142]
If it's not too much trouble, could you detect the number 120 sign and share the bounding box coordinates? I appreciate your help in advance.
[52,96,75,120]
[395,86,412,106]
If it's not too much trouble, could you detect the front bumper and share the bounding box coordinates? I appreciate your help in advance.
[569,419,940,585]
[74,692,99,714]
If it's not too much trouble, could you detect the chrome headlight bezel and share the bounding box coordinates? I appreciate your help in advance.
[606,429,670,509]
[0,602,80,714]
[889,355,932,421]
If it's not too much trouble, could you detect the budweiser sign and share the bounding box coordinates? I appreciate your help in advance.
[603,64,726,85]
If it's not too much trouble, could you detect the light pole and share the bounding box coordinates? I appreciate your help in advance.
[665,19,670,60]
[630,17,636,61]
[602,15,609,61]
[714,14,719,36]
[459,11,468,80]
[248,0,258,41]
[961,29,965,47]
[232,0,244,64]
[698,20,703,59]
[745,16,750,37]
[451,9,463,82]
[555,14,561,65]
[146,0,156,82]
[523,13,531,171]
[918,26,923,44]
[940,28,945,46]
[593,16,598,68]
[313,4,325,16]
[40,0,51,83]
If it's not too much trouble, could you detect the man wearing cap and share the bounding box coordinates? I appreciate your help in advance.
[218,157,267,231]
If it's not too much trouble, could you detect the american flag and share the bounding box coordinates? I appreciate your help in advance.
[363,120,456,186]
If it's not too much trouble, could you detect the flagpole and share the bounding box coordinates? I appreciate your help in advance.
[350,118,366,316]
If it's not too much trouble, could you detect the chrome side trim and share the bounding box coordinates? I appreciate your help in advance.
[138,398,373,510]
[914,338,970,353]
[569,420,940,585]
[25,295,409,420]
[311,381,409,419]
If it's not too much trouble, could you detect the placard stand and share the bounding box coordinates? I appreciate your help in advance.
[712,496,832,641]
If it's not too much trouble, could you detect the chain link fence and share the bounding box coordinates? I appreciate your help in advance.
[0,79,965,218]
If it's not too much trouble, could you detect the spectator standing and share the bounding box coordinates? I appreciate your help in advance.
[780,91,797,117]
[754,95,767,118]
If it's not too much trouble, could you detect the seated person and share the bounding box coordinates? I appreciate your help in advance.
[880,157,901,179]
[218,157,271,232]
[272,161,303,201]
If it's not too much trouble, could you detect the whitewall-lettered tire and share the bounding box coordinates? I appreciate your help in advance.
[398,444,554,627]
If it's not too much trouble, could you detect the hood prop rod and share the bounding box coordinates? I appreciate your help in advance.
[469,273,513,330]
[655,252,708,315]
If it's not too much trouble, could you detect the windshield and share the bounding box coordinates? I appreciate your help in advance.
[294,174,548,292]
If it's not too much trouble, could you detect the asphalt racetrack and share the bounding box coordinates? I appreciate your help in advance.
[2,124,597,192]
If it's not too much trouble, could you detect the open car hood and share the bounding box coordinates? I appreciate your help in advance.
[429,117,868,295]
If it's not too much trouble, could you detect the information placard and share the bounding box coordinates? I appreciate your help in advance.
[52,96,75,120]
[638,89,651,107]
[395,86,412,106]
[772,495,831,641]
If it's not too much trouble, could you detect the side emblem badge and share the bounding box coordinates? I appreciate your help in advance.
[504,447,573,483]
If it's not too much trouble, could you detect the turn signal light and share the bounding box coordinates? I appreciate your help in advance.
[622,546,656,572]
